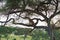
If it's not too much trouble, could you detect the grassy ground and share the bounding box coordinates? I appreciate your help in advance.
[1,34,32,40]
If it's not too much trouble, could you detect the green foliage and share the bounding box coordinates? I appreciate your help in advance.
[0,26,16,34]
[14,28,31,35]
[0,26,31,35]
[54,29,60,40]
[4,0,45,9]
[31,29,50,40]
[0,26,60,40]
[5,0,21,9]
[0,0,48,13]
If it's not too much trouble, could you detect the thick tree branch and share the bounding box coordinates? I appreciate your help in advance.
[8,9,48,21]
[50,11,60,19]
[0,17,46,28]
[50,0,59,19]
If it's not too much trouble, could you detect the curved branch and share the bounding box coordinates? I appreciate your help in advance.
[6,9,48,22]
[50,10,60,19]
[50,0,58,19]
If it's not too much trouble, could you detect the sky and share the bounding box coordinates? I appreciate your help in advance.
[0,12,60,28]
[0,1,60,28]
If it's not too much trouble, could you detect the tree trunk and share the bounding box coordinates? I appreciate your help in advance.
[24,33,27,40]
[51,28,55,40]
[47,19,55,40]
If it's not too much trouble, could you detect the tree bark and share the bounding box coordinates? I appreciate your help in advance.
[47,19,55,40]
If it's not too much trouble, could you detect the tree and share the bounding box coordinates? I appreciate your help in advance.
[0,0,60,40]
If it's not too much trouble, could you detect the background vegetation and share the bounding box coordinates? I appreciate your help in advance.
[0,26,60,40]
